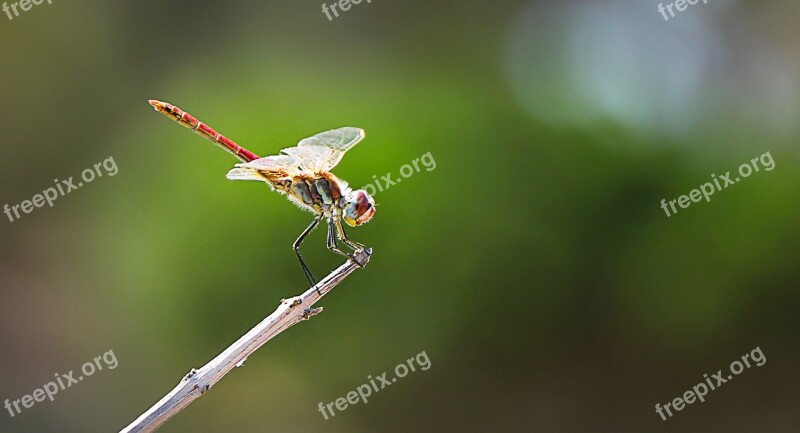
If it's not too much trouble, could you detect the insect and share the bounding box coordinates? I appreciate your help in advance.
[148,100,374,287]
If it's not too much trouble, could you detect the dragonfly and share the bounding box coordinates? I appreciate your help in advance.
[148,100,375,287]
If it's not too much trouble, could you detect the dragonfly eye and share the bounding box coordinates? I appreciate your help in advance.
[343,189,375,227]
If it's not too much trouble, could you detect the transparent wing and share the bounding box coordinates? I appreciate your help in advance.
[293,127,365,172]
[226,167,266,181]
[226,154,299,181]
[280,146,333,173]
[238,154,299,170]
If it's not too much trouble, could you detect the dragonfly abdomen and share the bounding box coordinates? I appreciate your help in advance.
[149,100,260,163]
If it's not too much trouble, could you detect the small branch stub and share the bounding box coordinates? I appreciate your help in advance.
[303,307,324,320]
[119,249,371,433]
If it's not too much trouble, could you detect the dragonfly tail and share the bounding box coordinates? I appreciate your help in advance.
[148,100,261,163]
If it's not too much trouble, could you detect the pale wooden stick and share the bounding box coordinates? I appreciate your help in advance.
[119,249,372,433]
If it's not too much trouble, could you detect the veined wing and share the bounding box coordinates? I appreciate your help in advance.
[289,127,365,172]
[226,127,364,181]
[226,154,300,181]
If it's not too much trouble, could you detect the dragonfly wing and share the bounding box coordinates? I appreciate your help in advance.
[226,154,298,181]
[296,127,365,172]
[239,154,299,170]
[226,167,264,181]
[280,145,334,173]
[226,127,364,180]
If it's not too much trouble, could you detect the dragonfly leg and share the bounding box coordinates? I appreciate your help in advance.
[326,217,355,259]
[335,216,366,252]
[293,214,323,289]
[327,217,365,267]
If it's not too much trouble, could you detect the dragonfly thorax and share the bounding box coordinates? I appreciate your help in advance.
[282,173,375,227]
[281,174,342,213]
[279,174,374,226]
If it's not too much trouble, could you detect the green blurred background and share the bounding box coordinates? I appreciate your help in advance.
[1,0,798,432]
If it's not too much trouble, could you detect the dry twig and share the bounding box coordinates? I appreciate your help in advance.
[119,249,371,433]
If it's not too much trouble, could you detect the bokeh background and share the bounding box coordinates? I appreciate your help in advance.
[1,0,798,432]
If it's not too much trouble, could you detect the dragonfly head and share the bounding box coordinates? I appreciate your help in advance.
[343,189,375,227]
